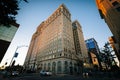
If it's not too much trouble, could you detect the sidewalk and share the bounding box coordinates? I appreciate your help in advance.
[0,74,9,80]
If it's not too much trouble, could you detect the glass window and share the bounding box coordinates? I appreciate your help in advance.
[60,53,62,56]
[116,7,120,12]
[64,61,68,73]
[52,62,56,73]
[44,63,46,70]
[57,61,62,73]
[94,58,96,62]
[48,63,51,71]
[112,1,119,6]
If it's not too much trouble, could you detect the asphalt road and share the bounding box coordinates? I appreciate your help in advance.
[1,73,120,80]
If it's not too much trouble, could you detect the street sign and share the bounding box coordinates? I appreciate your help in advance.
[14,53,18,57]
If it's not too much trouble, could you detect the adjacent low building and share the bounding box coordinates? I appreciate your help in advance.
[0,23,19,63]
[85,38,102,70]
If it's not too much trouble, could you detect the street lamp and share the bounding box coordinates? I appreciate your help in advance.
[9,45,28,66]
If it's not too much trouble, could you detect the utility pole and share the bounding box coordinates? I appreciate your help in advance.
[9,45,28,66]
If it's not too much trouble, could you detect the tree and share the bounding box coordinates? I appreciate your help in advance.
[0,0,28,26]
[100,42,116,70]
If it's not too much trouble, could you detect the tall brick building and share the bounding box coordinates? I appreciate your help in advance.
[24,4,88,74]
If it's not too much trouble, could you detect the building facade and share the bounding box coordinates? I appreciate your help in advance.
[72,21,88,62]
[0,23,19,63]
[24,4,88,74]
[85,38,102,69]
[96,0,120,62]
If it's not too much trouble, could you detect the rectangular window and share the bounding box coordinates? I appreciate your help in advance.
[100,0,104,3]
[112,1,119,6]
[116,7,120,12]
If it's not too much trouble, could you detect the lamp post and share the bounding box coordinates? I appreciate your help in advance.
[9,45,28,66]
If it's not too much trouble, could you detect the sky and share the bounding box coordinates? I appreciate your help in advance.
[0,0,113,67]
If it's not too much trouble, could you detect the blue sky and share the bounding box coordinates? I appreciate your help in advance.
[0,0,112,66]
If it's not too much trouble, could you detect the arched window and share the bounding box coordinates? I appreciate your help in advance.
[64,61,68,73]
[57,61,61,73]
[44,63,46,70]
[48,63,51,71]
[74,63,77,72]
[69,62,73,74]
[52,62,56,73]
[41,64,43,69]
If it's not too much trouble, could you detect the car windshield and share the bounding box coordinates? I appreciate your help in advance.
[40,70,45,72]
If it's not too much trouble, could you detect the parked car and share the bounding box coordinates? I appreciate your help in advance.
[40,70,52,76]
[1,70,11,77]
[46,71,52,76]
[11,71,19,76]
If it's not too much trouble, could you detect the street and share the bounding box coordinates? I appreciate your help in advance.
[1,73,120,80]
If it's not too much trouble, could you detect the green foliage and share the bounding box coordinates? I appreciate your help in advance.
[111,65,119,71]
[100,42,116,70]
[5,65,23,73]
[0,0,28,26]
